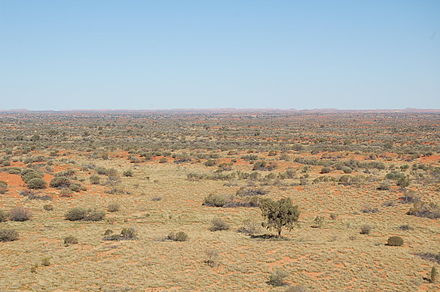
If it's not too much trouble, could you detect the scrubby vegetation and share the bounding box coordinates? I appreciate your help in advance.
[0,111,438,290]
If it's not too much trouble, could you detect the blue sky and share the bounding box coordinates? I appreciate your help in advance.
[0,0,439,110]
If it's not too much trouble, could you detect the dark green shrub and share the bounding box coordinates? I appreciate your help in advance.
[387,236,404,246]
[260,198,300,237]
[9,207,32,221]
[320,167,331,174]
[65,208,87,221]
[27,178,47,189]
[50,176,71,188]
[0,229,19,242]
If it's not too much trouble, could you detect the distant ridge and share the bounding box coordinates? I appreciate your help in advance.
[1,108,440,114]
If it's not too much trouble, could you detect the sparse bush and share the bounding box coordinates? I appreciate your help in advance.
[203,194,229,207]
[167,231,189,241]
[204,249,219,267]
[237,219,261,235]
[41,257,51,266]
[65,208,87,221]
[0,181,7,194]
[204,159,216,166]
[104,227,137,240]
[387,236,404,246]
[360,225,372,234]
[209,217,230,231]
[268,269,288,286]
[312,216,325,228]
[90,175,100,184]
[123,170,133,177]
[0,229,19,242]
[107,203,120,212]
[320,167,331,174]
[407,201,440,219]
[27,178,47,189]
[236,187,267,197]
[65,208,105,221]
[361,206,379,214]
[9,207,32,221]
[50,176,71,188]
[43,204,53,211]
[64,236,78,246]
[0,210,7,222]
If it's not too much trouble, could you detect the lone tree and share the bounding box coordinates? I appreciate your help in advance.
[260,198,300,237]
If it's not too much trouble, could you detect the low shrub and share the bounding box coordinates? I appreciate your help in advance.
[209,217,230,231]
[0,229,19,242]
[203,194,229,207]
[27,178,47,189]
[64,236,78,246]
[104,227,137,240]
[123,170,133,177]
[268,269,288,286]
[0,181,7,194]
[167,231,189,241]
[360,225,372,235]
[407,201,440,219]
[237,219,261,235]
[90,175,100,184]
[204,249,219,267]
[9,207,32,221]
[107,203,120,212]
[65,208,105,221]
[387,236,404,246]
[0,210,8,222]
[43,204,54,211]
[50,176,71,188]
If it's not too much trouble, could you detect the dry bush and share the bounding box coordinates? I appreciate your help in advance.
[167,231,189,241]
[65,208,105,221]
[107,203,120,212]
[268,269,288,286]
[204,249,219,267]
[0,181,7,194]
[104,228,137,241]
[407,201,440,219]
[360,225,372,235]
[9,207,32,221]
[209,217,230,231]
[64,236,78,246]
[0,229,19,242]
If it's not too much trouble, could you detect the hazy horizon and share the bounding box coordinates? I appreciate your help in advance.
[1,0,439,110]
